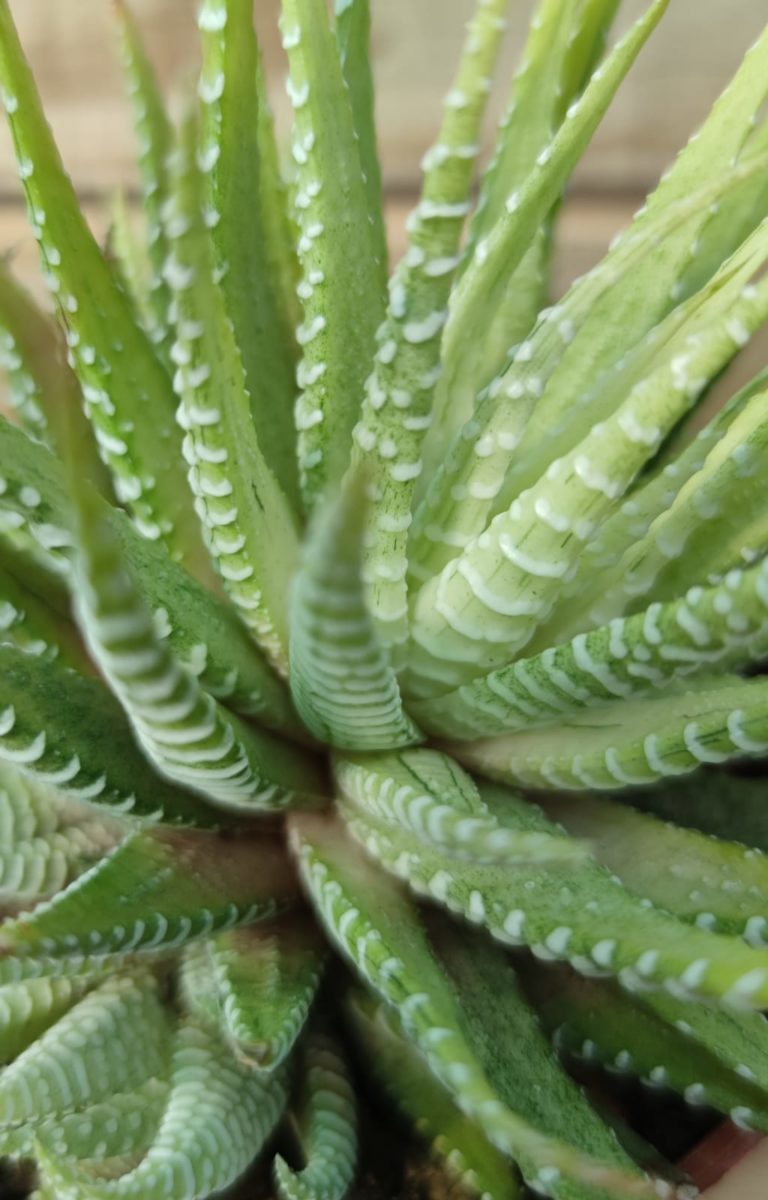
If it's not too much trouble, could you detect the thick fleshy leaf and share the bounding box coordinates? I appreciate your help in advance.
[0,644,223,827]
[527,962,768,1133]
[430,918,645,1200]
[289,480,421,750]
[279,0,386,509]
[273,1030,357,1200]
[0,0,208,577]
[182,914,325,1071]
[335,748,587,864]
[0,975,90,1066]
[333,0,387,281]
[0,973,172,1127]
[0,766,122,903]
[0,418,300,731]
[0,825,298,962]
[37,1019,289,1200]
[289,810,656,1198]
[198,0,301,513]
[68,472,324,813]
[451,675,768,792]
[166,114,300,673]
[0,257,112,498]
[0,554,88,670]
[405,272,767,696]
[349,0,509,646]
[342,781,768,1011]
[442,0,668,444]
[428,0,620,456]
[464,12,768,517]
[347,988,522,1200]
[540,794,768,943]
[112,0,174,351]
[629,770,768,854]
[413,557,768,740]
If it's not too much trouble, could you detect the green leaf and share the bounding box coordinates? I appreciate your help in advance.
[539,794,768,943]
[0,0,209,579]
[0,644,223,827]
[0,972,172,1127]
[0,765,122,903]
[406,270,766,698]
[468,11,768,516]
[451,675,768,792]
[431,918,644,1200]
[25,1078,170,1167]
[428,0,620,458]
[289,810,656,1198]
[442,0,668,440]
[183,914,325,1071]
[0,975,90,1066]
[0,417,301,732]
[112,0,175,353]
[279,0,386,510]
[68,477,324,813]
[629,769,768,854]
[333,0,387,282]
[0,554,89,670]
[527,962,768,1134]
[342,780,768,1011]
[409,161,768,594]
[273,1029,357,1200]
[166,111,300,674]
[412,556,768,740]
[350,0,509,647]
[335,748,588,864]
[0,824,298,961]
[37,1018,289,1200]
[0,255,113,496]
[198,0,301,513]
[347,988,522,1200]
[289,480,421,750]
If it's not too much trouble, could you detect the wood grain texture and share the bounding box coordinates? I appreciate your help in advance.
[0,0,764,197]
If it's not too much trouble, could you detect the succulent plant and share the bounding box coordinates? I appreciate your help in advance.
[2,0,768,1195]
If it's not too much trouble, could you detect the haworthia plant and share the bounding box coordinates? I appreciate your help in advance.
[1,0,768,1196]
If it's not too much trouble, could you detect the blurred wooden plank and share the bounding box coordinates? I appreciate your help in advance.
[0,0,764,198]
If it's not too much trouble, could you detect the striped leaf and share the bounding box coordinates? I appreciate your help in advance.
[413,557,768,740]
[409,165,768,593]
[69,472,324,813]
[273,1030,357,1200]
[342,781,768,1012]
[431,918,644,1200]
[112,0,175,352]
[289,810,656,1198]
[0,418,301,731]
[0,0,208,578]
[0,644,223,827]
[347,988,522,1200]
[166,113,300,673]
[333,0,387,281]
[528,962,768,1134]
[198,0,301,513]
[452,675,768,793]
[0,766,122,904]
[0,555,89,670]
[0,973,172,1127]
[349,0,508,646]
[0,975,90,1066]
[0,824,297,961]
[428,0,620,456]
[182,914,325,1071]
[37,1019,289,1200]
[334,748,587,864]
[540,795,768,944]
[289,480,421,750]
[280,0,386,509]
